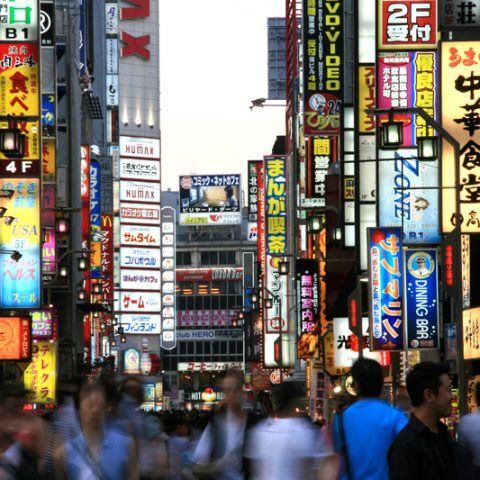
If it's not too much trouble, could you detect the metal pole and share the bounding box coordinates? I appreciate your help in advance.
[279,295,283,378]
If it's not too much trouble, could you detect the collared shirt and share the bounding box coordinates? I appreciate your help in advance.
[457,410,480,467]
[388,414,458,480]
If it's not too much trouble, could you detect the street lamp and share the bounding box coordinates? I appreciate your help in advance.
[367,106,465,414]
[307,215,323,233]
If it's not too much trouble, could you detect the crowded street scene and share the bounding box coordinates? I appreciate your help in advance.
[1,0,480,478]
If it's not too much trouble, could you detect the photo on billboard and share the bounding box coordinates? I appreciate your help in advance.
[178,175,241,225]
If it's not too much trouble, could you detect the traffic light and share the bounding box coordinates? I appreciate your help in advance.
[244,287,258,310]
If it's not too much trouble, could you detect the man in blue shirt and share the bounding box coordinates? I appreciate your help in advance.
[333,358,408,480]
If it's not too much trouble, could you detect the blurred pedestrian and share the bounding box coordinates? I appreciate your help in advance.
[458,382,480,476]
[245,381,337,480]
[388,361,459,480]
[192,370,253,480]
[333,358,407,480]
[54,380,138,479]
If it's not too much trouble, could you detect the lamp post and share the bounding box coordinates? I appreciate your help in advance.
[366,107,465,414]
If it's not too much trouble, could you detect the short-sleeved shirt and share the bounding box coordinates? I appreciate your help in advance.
[333,398,408,480]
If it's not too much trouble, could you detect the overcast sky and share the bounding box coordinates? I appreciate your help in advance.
[159,0,286,193]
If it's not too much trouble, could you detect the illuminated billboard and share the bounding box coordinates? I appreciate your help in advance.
[24,341,56,404]
[0,317,31,360]
[179,175,241,226]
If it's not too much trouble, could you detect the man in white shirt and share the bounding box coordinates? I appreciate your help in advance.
[192,370,251,480]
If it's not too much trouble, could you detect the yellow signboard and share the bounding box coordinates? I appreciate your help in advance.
[24,341,56,404]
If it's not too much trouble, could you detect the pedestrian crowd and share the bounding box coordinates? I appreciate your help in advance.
[0,360,477,479]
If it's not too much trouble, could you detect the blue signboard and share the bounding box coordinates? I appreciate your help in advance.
[265,156,287,255]
[368,227,404,351]
[404,249,439,349]
[90,160,101,278]
[379,149,441,244]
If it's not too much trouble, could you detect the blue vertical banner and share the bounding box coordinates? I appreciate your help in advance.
[404,249,439,349]
[90,159,102,278]
[368,227,404,351]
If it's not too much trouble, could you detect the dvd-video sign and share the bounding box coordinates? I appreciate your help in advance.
[178,175,241,225]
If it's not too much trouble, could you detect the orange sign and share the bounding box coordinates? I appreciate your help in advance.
[0,317,31,360]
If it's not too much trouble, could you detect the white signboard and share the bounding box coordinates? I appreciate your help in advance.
[120,136,160,159]
[105,3,118,34]
[178,362,244,372]
[120,224,161,247]
[0,0,38,41]
[121,314,161,334]
[120,180,160,203]
[115,291,161,312]
[120,158,160,181]
[120,202,161,225]
[120,247,161,268]
[120,268,161,290]
[106,38,118,74]
[106,75,119,106]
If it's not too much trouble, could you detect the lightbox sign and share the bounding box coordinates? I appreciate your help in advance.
[358,65,375,133]
[296,259,320,359]
[120,247,160,268]
[178,175,241,226]
[120,225,161,247]
[440,0,480,27]
[121,268,160,290]
[0,317,31,360]
[177,310,234,327]
[441,42,480,233]
[120,180,160,203]
[120,158,160,181]
[0,0,38,41]
[40,2,55,47]
[306,137,334,204]
[378,0,438,50]
[121,313,161,334]
[378,149,440,244]
[24,341,56,404]
[404,249,439,349]
[368,227,404,351]
[464,307,480,360]
[116,291,161,312]
[0,178,40,308]
[120,203,161,224]
[248,161,262,222]
[377,51,437,147]
[176,268,242,282]
[265,156,287,255]
[31,310,53,340]
[302,0,342,136]
[120,136,160,159]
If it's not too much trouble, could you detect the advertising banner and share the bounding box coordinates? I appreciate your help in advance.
[177,310,235,327]
[116,290,161,313]
[333,317,382,367]
[90,160,102,278]
[368,227,404,350]
[120,136,160,159]
[358,65,376,133]
[41,93,55,137]
[441,41,480,233]
[121,313,161,334]
[177,362,243,372]
[42,139,56,182]
[378,0,437,50]
[404,248,439,349]
[101,214,114,304]
[377,51,437,147]
[464,307,480,360]
[120,247,160,268]
[24,341,56,404]
[40,2,55,47]
[378,149,440,244]
[120,180,160,203]
[0,0,38,41]
[31,310,54,340]
[178,175,241,226]
[120,224,161,247]
[248,161,262,222]
[41,227,55,276]
[0,178,40,308]
[440,0,480,27]
[296,259,320,359]
[120,158,160,181]
[302,0,342,136]
[306,137,334,204]
[120,202,161,224]
[120,268,160,290]
[176,268,242,283]
[0,317,30,360]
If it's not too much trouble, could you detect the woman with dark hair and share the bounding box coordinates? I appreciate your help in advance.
[224,186,238,208]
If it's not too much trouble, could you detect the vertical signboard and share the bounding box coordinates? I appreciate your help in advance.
[404,248,439,349]
[90,159,102,278]
[101,214,114,331]
[306,137,335,205]
[161,207,175,350]
[248,161,261,222]
[296,259,320,359]
[358,65,376,134]
[24,341,57,403]
[368,227,404,351]
[378,0,438,50]
[378,148,440,243]
[441,41,480,233]
[302,0,342,136]
[463,307,480,360]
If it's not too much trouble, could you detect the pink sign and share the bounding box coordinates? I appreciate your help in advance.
[177,310,235,327]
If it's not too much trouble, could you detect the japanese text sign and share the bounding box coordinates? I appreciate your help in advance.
[463,307,480,360]
[0,0,38,41]
[441,42,480,233]
[264,156,287,255]
[368,227,404,350]
[0,316,30,360]
[24,341,56,403]
[358,65,376,133]
[404,249,439,349]
[378,0,438,50]
[440,0,480,28]
[248,161,262,222]
[31,310,53,340]
[306,137,334,204]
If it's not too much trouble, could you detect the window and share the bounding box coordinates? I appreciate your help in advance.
[176,251,192,266]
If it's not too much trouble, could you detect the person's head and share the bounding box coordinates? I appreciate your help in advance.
[272,382,306,416]
[121,376,144,406]
[224,185,234,199]
[416,257,426,269]
[406,362,452,418]
[0,383,28,412]
[351,358,384,398]
[220,370,244,409]
[79,380,107,430]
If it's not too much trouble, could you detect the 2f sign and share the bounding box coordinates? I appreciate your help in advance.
[379,0,437,49]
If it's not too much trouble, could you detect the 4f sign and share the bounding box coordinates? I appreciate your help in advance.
[379,1,438,49]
